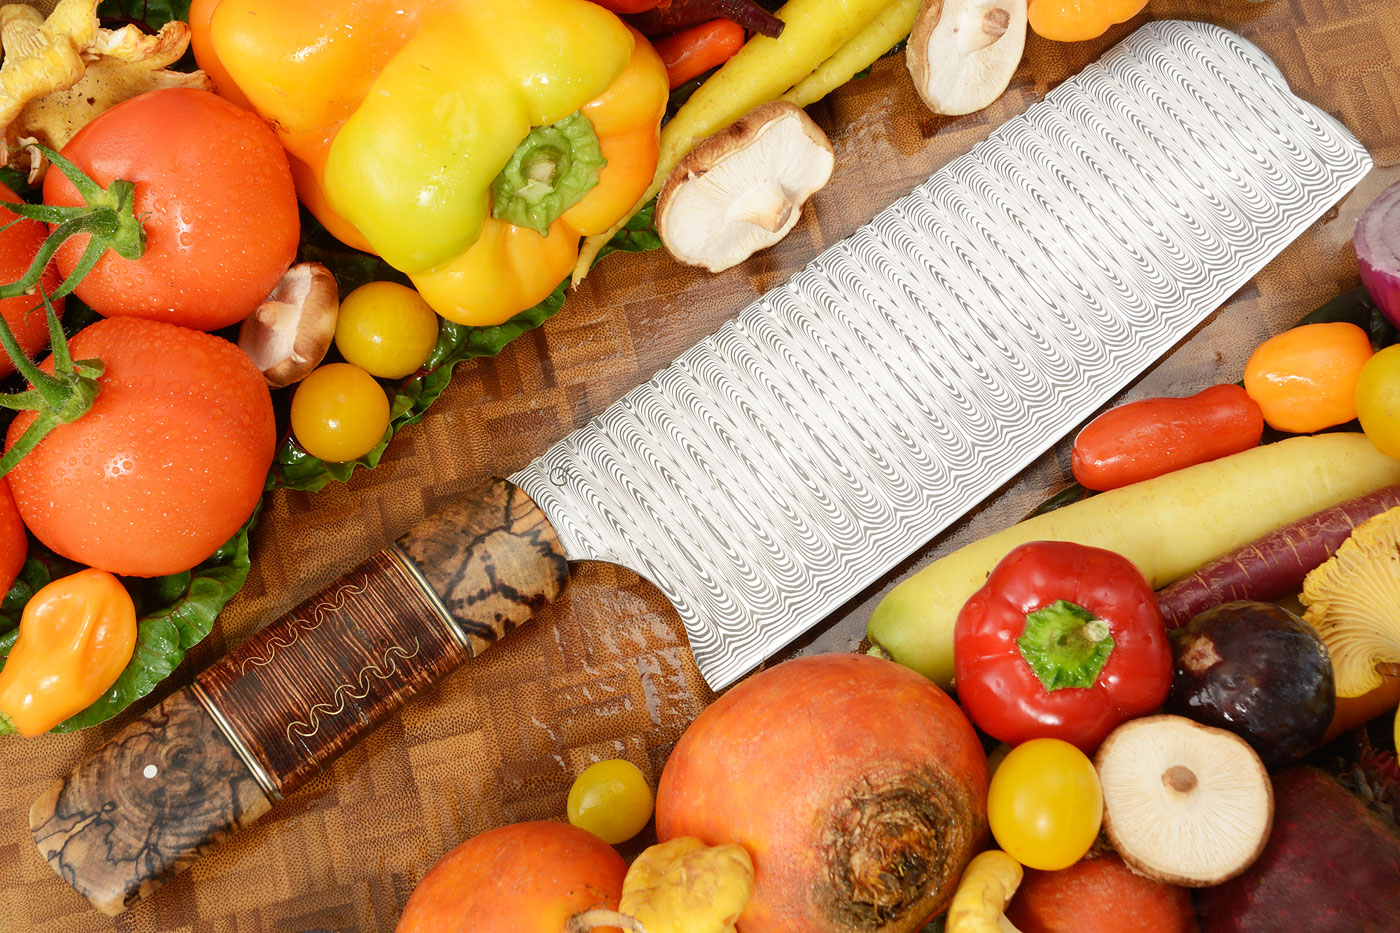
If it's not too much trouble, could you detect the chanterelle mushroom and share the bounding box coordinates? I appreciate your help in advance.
[238,263,340,389]
[945,849,1023,933]
[907,0,1028,116]
[1301,506,1400,697]
[0,0,212,181]
[655,100,834,274]
[1095,715,1273,888]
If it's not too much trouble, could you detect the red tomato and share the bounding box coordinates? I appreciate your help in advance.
[0,183,62,378]
[1071,384,1264,491]
[43,87,298,331]
[5,318,274,577]
[0,477,27,596]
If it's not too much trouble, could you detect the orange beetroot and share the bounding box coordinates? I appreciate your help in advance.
[655,653,989,932]
[395,821,626,933]
[1005,852,1198,933]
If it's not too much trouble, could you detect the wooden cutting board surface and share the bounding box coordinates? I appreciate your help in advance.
[2,1,1397,930]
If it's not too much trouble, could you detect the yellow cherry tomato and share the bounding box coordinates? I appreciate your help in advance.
[988,738,1103,871]
[1356,344,1400,458]
[567,758,654,845]
[290,363,391,462]
[334,281,440,379]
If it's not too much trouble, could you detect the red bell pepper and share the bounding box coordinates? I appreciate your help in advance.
[954,541,1173,753]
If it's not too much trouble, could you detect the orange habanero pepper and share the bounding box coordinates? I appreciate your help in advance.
[1243,322,1374,434]
[0,569,136,736]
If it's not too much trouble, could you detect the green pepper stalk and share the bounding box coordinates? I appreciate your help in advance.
[490,111,606,237]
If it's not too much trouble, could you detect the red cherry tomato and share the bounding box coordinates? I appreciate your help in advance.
[44,87,299,331]
[1071,384,1264,491]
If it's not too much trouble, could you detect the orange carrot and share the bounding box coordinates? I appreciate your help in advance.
[652,19,747,90]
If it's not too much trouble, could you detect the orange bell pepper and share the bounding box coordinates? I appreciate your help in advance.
[190,0,668,326]
[0,568,136,736]
[1028,0,1148,43]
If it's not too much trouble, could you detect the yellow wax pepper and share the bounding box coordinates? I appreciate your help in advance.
[1028,0,1148,43]
[189,0,668,326]
[0,569,137,736]
[570,837,754,933]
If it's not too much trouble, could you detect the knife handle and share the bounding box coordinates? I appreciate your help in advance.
[29,478,568,916]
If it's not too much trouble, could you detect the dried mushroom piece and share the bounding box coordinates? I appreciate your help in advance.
[655,101,834,274]
[0,0,212,181]
[238,263,341,389]
[1301,506,1400,697]
[1095,715,1273,888]
[907,0,1028,116]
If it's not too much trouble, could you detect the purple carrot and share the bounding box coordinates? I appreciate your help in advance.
[1157,484,1400,628]
[628,0,786,39]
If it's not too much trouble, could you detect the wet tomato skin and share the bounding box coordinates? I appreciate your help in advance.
[44,87,299,331]
[4,318,275,577]
[1072,384,1264,491]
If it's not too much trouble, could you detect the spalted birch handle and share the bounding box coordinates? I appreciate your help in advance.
[29,478,568,916]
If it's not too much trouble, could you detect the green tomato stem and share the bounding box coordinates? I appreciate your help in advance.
[0,145,146,302]
[0,295,103,478]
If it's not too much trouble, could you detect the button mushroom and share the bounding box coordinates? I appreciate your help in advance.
[1094,715,1273,888]
[237,262,340,388]
[1301,505,1400,697]
[907,0,1028,116]
[655,101,834,274]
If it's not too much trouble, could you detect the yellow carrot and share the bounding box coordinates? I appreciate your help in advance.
[781,0,921,110]
[573,0,894,282]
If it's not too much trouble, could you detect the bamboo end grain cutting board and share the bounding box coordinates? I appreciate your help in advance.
[2,3,1400,924]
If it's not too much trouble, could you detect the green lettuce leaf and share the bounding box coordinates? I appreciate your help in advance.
[0,505,257,734]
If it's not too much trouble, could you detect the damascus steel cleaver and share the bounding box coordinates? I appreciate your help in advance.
[30,22,1371,915]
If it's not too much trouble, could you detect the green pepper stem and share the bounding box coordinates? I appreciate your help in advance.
[1016,599,1116,692]
[491,111,606,236]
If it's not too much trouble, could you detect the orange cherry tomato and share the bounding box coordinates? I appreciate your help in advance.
[1243,322,1373,433]
[1072,384,1264,491]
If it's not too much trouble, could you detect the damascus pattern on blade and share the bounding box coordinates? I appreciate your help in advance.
[512,21,1372,690]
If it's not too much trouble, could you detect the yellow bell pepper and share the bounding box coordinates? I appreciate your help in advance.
[0,569,136,736]
[190,0,667,326]
[1028,0,1148,43]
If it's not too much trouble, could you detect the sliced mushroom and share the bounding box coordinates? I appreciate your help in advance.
[907,0,1028,116]
[237,262,340,388]
[655,101,834,274]
[1095,715,1273,887]
[1301,506,1400,697]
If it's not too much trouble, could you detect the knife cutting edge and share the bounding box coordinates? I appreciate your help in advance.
[30,20,1370,915]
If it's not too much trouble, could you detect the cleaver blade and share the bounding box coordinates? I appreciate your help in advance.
[513,20,1373,689]
[30,20,1370,917]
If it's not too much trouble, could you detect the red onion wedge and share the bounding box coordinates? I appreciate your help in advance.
[1356,179,1400,326]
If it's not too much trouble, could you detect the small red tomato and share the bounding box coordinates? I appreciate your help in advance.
[44,87,299,331]
[0,477,27,597]
[0,183,62,377]
[5,318,275,577]
[1072,385,1264,491]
